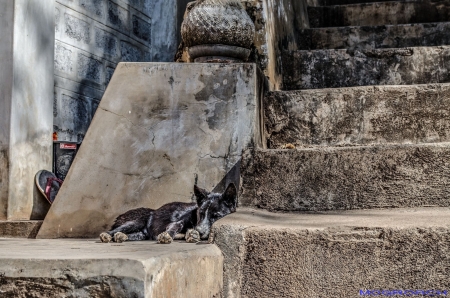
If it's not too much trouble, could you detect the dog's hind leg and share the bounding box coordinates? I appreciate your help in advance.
[126,231,147,241]
[108,221,141,236]
[100,221,143,243]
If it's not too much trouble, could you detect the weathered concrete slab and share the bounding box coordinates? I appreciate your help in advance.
[240,145,450,211]
[314,0,403,6]
[308,1,450,28]
[0,239,223,297]
[38,62,264,238]
[282,46,450,90]
[0,221,42,238]
[0,0,54,220]
[297,22,450,50]
[265,84,450,148]
[212,207,450,298]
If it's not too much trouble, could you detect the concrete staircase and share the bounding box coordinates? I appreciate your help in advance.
[213,0,450,296]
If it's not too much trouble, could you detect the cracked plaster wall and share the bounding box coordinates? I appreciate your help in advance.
[38,62,265,238]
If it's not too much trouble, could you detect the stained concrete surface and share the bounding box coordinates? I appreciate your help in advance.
[296,22,450,51]
[0,238,223,297]
[212,207,450,298]
[240,145,450,211]
[282,46,450,90]
[38,62,264,239]
[264,84,450,148]
[308,1,450,28]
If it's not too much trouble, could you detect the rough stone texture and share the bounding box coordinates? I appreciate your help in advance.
[296,22,450,51]
[315,0,401,5]
[308,1,450,28]
[264,84,450,148]
[0,221,42,238]
[282,46,450,90]
[38,63,265,239]
[0,239,223,297]
[240,145,450,211]
[0,0,54,220]
[212,207,450,298]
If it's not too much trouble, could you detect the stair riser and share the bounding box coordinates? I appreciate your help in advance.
[297,23,450,50]
[265,84,450,148]
[241,146,450,211]
[214,224,450,298]
[282,46,450,90]
[318,0,414,6]
[309,2,450,28]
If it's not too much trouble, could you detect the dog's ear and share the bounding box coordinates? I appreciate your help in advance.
[222,183,237,207]
[194,185,209,204]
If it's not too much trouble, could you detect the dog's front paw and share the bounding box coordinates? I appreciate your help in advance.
[157,232,173,244]
[100,232,112,243]
[185,229,200,243]
[113,232,128,243]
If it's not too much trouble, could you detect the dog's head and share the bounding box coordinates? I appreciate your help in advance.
[194,183,237,239]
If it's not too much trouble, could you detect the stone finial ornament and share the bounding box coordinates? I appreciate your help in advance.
[181,0,255,62]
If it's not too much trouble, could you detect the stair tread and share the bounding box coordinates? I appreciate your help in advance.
[216,207,450,230]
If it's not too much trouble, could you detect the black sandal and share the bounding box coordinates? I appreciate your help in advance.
[35,170,63,204]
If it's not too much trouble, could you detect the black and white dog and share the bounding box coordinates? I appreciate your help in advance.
[99,183,237,244]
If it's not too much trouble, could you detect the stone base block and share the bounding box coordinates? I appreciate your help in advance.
[0,239,223,298]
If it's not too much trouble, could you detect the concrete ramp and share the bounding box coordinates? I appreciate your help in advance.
[38,62,263,238]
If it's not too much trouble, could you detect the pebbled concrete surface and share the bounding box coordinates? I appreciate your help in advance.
[240,145,450,211]
[264,84,450,148]
[282,46,450,89]
[308,1,450,28]
[296,22,450,50]
[212,207,450,298]
[0,239,223,298]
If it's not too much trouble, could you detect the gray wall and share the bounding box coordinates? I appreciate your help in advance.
[54,0,189,142]
[0,0,55,220]
[0,0,14,220]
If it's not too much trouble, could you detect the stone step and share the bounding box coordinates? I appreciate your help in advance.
[0,239,223,297]
[240,145,450,211]
[297,22,450,50]
[0,220,42,238]
[212,207,450,298]
[264,84,450,148]
[282,46,450,90]
[316,0,413,6]
[308,1,450,28]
